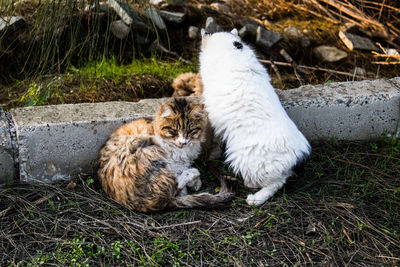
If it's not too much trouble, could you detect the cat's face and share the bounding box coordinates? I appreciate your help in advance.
[154,98,207,148]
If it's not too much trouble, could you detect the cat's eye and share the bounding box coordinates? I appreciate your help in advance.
[233,41,243,49]
[162,126,178,136]
[188,128,201,136]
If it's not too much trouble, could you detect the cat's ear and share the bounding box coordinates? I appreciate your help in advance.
[231,28,238,36]
[201,29,209,38]
[201,29,211,50]
[160,104,173,117]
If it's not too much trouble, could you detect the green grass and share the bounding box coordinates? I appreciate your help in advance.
[68,56,197,83]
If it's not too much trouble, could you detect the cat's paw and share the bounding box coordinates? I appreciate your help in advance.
[186,169,202,191]
[246,194,265,206]
[179,186,188,196]
[188,177,202,191]
[186,168,200,177]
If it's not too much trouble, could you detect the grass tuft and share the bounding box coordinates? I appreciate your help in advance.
[68,56,197,82]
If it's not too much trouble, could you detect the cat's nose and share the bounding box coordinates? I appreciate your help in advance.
[177,140,188,148]
[176,137,189,148]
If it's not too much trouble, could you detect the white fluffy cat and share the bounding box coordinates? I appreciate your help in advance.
[200,29,311,205]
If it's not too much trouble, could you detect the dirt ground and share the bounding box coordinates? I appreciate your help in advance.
[1,140,399,266]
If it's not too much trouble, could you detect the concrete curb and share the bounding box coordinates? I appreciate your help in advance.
[0,106,15,183]
[1,78,399,183]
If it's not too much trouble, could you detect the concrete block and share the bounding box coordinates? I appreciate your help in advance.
[5,78,400,183]
[0,108,15,184]
[277,79,400,140]
[9,100,165,183]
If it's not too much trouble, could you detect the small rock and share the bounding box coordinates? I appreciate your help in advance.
[284,26,303,39]
[110,20,130,39]
[210,3,231,14]
[238,24,257,40]
[339,31,378,51]
[132,19,154,35]
[84,2,109,13]
[159,10,185,23]
[0,16,25,34]
[188,26,199,39]
[284,26,310,48]
[314,45,348,62]
[205,17,223,33]
[106,0,139,25]
[353,67,366,77]
[144,8,166,30]
[149,0,164,5]
[256,26,282,50]
[340,22,359,34]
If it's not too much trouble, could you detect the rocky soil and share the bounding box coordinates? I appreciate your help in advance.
[0,0,399,109]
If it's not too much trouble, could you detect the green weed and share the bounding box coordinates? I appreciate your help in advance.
[68,56,197,82]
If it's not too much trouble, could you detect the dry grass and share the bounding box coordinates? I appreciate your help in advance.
[1,139,399,266]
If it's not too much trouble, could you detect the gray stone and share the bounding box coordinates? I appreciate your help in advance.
[256,26,282,50]
[149,0,164,5]
[238,24,257,40]
[145,8,166,30]
[159,10,185,23]
[106,0,140,25]
[0,108,14,184]
[340,22,359,34]
[110,20,130,39]
[313,45,347,62]
[277,79,400,140]
[188,26,199,39]
[0,16,25,35]
[339,31,379,51]
[284,26,310,48]
[353,67,366,77]
[205,17,223,33]
[210,3,231,14]
[84,3,109,13]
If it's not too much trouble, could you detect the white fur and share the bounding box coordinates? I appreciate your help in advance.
[154,135,203,194]
[200,31,311,205]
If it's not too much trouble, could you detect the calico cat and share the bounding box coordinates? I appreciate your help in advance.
[172,72,203,97]
[200,29,311,206]
[98,98,233,212]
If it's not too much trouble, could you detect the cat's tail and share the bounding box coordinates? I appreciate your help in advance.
[169,191,234,209]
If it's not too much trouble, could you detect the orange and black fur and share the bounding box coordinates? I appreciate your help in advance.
[98,98,233,212]
[172,72,203,97]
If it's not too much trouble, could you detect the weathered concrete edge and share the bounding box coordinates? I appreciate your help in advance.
[0,106,15,183]
[2,77,400,183]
